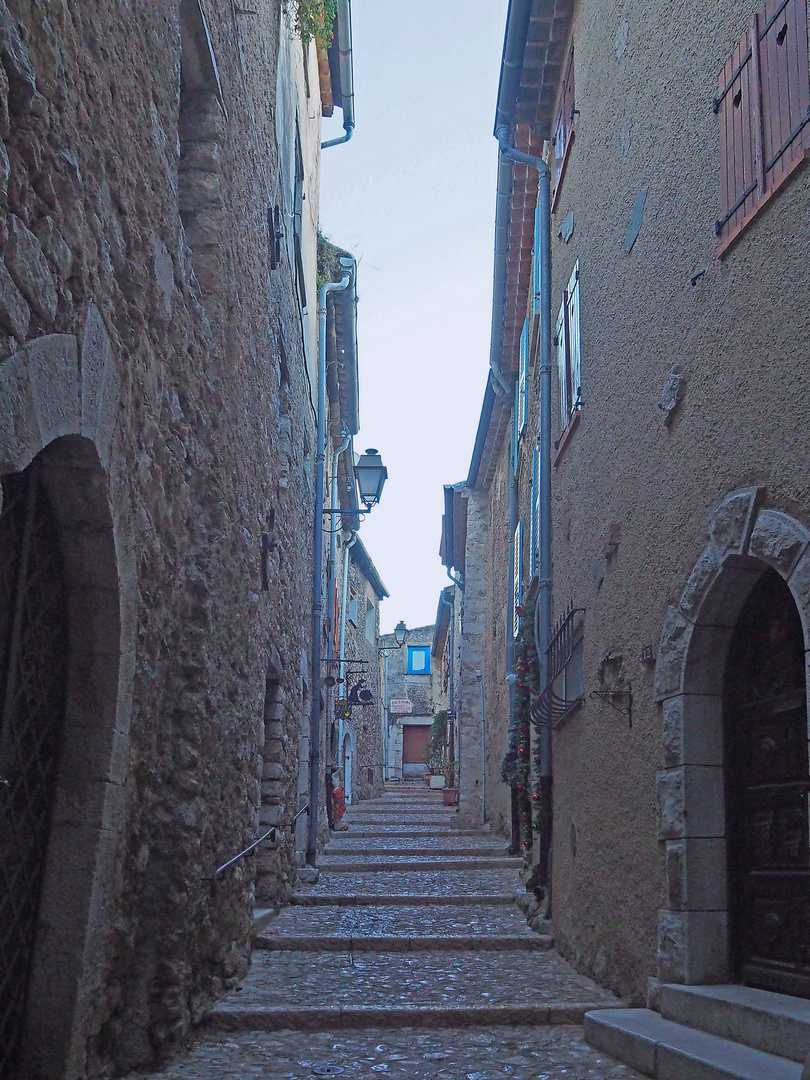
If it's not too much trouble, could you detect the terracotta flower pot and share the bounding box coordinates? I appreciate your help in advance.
[424,773,431,786]
[442,787,459,806]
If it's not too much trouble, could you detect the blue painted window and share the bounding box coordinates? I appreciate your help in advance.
[534,204,542,317]
[407,646,430,675]
[518,318,528,436]
[512,520,523,640]
[530,449,539,577]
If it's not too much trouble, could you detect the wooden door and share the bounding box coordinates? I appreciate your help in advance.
[725,569,810,998]
[402,724,430,765]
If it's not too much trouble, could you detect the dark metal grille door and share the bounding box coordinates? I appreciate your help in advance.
[0,464,68,1077]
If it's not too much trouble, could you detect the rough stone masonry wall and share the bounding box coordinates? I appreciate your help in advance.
[0,0,317,1074]
[458,491,488,826]
[481,447,514,842]
[342,554,383,802]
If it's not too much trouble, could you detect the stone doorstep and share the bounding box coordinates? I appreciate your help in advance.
[658,984,810,1065]
[254,934,554,952]
[584,1008,802,1080]
[289,893,517,907]
[208,1000,618,1034]
[316,857,523,872]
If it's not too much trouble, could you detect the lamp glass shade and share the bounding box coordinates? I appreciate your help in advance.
[355,448,388,508]
[394,620,408,646]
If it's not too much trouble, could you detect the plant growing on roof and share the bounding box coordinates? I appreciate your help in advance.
[285,0,338,45]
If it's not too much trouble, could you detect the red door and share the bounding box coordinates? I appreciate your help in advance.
[402,724,430,765]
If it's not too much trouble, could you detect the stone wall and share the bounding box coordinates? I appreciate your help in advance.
[0,0,322,1073]
[457,490,488,827]
[340,544,384,802]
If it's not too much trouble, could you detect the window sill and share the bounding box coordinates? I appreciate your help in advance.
[552,407,581,467]
[716,148,809,259]
[551,127,576,215]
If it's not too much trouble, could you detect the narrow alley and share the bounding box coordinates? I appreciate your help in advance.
[131,783,640,1079]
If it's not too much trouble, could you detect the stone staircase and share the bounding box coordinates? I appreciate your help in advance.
[211,781,623,1035]
[586,982,810,1079]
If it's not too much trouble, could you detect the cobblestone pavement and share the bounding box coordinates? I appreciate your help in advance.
[136,783,640,1079]
[132,1025,642,1079]
[298,869,519,898]
[257,903,534,938]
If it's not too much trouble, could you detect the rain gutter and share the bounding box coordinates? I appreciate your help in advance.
[321,0,355,148]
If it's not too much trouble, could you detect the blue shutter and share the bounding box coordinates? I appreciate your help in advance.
[519,318,529,435]
[513,378,519,476]
[530,449,538,577]
[512,521,523,639]
[533,204,542,317]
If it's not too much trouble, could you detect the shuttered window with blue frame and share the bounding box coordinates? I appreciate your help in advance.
[512,520,523,640]
[530,448,539,578]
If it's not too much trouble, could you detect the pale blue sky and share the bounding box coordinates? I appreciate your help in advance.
[320,0,508,634]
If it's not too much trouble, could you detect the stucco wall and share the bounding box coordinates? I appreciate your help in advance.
[0,0,322,1072]
[511,0,810,1004]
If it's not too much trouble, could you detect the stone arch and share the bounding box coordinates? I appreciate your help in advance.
[653,487,810,987]
[0,320,135,1079]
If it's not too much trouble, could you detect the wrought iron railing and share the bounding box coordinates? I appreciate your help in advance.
[209,801,309,894]
[531,601,585,729]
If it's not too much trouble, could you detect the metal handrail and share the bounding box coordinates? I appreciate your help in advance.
[209,802,309,894]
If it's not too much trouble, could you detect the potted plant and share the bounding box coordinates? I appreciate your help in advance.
[442,760,459,805]
[427,754,445,789]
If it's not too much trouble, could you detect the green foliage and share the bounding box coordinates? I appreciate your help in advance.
[500,594,538,856]
[428,710,448,759]
[427,754,444,776]
[289,0,338,46]
[443,760,458,788]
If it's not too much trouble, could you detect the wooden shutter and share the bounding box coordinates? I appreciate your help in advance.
[760,0,810,190]
[556,298,568,432]
[716,0,810,251]
[552,46,576,208]
[567,262,581,410]
[533,204,542,317]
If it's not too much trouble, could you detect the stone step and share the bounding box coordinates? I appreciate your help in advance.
[325,844,508,857]
[317,856,523,872]
[658,983,810,1065]
[256,901,536,938]
[584,1008,802,1080]
[290,893,516,906]
[255,933,553,952]
[339,826,484,837]
[210,1000,616,1033]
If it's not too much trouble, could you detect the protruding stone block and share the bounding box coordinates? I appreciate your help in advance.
[654,607,693,701]
[749,509,810,578]
[708,487,762,556]
[26,334,79,444]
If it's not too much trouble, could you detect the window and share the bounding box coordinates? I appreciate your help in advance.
[365,598,376,644]
[293,124,307,310]
[348,596,358,626]
[555,261,581,441]
[518,318,528,435]
[512,520,523,639]
[715,0,810,255]
[551,45,576,211]
[537,602,585,727]
[407,646,430,674]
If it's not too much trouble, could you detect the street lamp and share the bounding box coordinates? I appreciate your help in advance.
[354,448,388,510]
[378,620,408,658]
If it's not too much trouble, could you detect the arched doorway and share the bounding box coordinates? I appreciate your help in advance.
[0,459,68,1076]
[342,730,353,805]
[724,568,810,997]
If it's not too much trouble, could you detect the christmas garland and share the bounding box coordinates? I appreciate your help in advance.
[500,594,538,853]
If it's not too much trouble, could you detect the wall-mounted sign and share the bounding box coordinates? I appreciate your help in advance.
[389,699,413,714]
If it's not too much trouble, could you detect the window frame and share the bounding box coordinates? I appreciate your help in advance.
[554,261,582,458]
[551,44,576,213]
[406,646,430,675]
[715,0,810,257]
[512,520,523,640]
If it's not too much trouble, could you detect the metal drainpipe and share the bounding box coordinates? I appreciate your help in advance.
[321,0,355,149]
[337,527,357,756]
[496,125,553,897]
[307,257,354,866]
[476,669,486,825]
